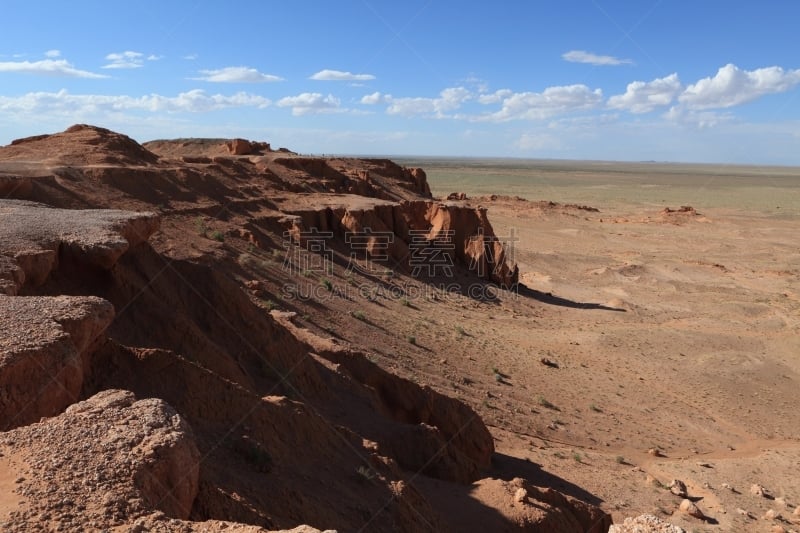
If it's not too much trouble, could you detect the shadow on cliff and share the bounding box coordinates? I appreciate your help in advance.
[491,453,603,505]
[516,284,626,312]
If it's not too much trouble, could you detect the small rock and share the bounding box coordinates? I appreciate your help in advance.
[696,461,713,468]
[669,479,688,497]
[736,508,753,519]
[513,487,527,504]
[679,498,704,519]
[647,448,664,457]
[774,497,786,507]
[770,525,786,533]
[794,504,800,516]
[763,509,780,520]
[751,483,771,498]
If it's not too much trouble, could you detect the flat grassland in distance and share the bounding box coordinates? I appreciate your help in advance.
[394,157,800,531]
[395,157,800,215]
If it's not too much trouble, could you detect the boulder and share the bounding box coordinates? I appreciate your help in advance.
[679,498,705,518]
[669,479,688,497]
[0,390,200,530]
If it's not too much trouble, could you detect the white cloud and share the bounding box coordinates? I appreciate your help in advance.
[193,66,283,83]
[679,63,800,110]
[183,54,198,61]
[147,54,163,61]
[608,73,682,113]
[664,106,734,129]
[309,69,375,81]
[0,58,107,78]
[44,49,61,58]
[547,113,620,129]
[0,89,271,115]
[562,50,633,66]
[277,92,341,115]
[478,89,512,104]
[103,51,145,69]
[386,87,471,117]
[360,91,390,105]
[477,85,603,122]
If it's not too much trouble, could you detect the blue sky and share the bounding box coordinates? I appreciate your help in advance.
[2,1,799,164]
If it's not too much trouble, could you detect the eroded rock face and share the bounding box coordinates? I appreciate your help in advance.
[284,199,519,288]
[0,295,114,429]
[227,138,254,155]
[0,390,200,531]
[0,199,160,292]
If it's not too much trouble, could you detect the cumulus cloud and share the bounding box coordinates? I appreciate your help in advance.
[103,51,145,69]
[360,91,390,105]
[277,92,341,115]
[608,73,682,113]
[147,54,163,61]
[562,50,633,66]
[310,69,375,81]
[478,85,603,122]
[679,63,800,109]
[386,87,471,117]
[0,58,107,78]
[478,89,512,104]
[0,89,271,114]
[192,66,283,83]
[44,49,61,58]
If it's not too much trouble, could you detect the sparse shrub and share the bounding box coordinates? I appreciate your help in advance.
[351,310,366,321]
[553,451,565,459]
[400,298,410,307]
[590,403,602,413]
[194,217,208,237]
[615,455,626,464]
[210,230,225,242]
[573,452,583,463]
[356,465,375,481]
[407,335,416,345]
[455,325,466,337]
[538,395,558,410]
[262,299,277,311]
[321,278,333,291]
[238,253,258,269]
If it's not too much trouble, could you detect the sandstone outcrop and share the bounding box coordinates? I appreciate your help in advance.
[0,200,160,292]
[0,390,199,531]
[282,198,518,288]
[0,295,114,429]
[227,138,254,155]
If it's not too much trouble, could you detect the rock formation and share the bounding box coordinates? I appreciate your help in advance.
[0,125,604,531]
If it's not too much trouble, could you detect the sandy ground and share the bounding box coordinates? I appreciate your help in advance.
[479,198,800,530]
[307,161,800,531]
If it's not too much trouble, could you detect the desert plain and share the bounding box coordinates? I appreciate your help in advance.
[403,157,800,531]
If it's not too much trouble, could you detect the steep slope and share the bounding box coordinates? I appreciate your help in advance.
[0,125,609,532]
